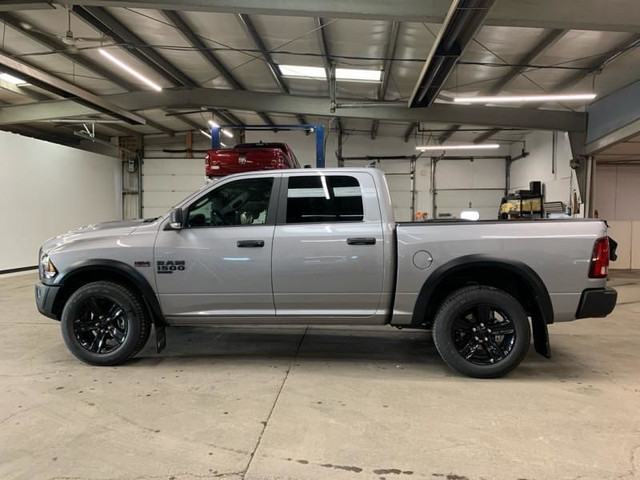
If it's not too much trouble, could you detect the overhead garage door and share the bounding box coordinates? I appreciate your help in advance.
[142,158,206,218]
[435,159,506,220]
[342,160,415,221]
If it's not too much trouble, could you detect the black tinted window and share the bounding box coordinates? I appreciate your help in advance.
[286,175,363,223]
[188,178,273,227]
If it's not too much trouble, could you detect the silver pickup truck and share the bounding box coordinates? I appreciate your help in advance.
[35,168,617,378]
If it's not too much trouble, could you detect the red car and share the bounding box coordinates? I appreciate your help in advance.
[205,142,301,178]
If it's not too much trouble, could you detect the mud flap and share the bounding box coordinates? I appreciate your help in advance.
[155,324,166,353]
[532,317,551,359]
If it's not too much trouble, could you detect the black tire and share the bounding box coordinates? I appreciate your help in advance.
[432,286,530,378]
[61,281,151,366]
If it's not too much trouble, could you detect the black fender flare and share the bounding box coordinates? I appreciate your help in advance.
[413,254,552,358]
[53,259,166,325]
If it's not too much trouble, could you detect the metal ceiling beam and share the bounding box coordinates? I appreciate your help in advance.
[488,29,568,95]
[0,12,140,92]
[409,0,496,108]
[313,17,331,78]
[462,29,567,142]
[161,10,271,126]
[473,127,500,144]
[313,16,339,138]
[8,1,640,33]
[0,78,52,102]
[0,50,146,125]
[0,88,588,131]
[484,1,640,33]
[1,124,80,146]
[0,12,176,136]
[403,123,418,142]
[237,14,287,93]
[0,1,54,11]
[29,1,451,22]
[236,14,302,124]
[161,10,242,90]
[555,34,640,92]
[439,124,461,143]
[372,21,400,140]
[72,6,198,88]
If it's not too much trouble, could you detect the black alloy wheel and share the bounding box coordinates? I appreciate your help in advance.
[452,304,517,366]
[61,281,151,366]
[432,286,531,378]
[72,296,129,354]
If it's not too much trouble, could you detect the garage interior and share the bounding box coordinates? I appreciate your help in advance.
[1,1,640,479]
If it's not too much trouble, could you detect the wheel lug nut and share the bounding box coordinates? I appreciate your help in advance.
[484,337,489,341]
[474,336,479,340]
[472,327,476,332]
[487,329,492,333]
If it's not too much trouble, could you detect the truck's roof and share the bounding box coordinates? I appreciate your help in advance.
[226,167,385,177]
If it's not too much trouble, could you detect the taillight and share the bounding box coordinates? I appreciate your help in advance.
[589,237,610,278]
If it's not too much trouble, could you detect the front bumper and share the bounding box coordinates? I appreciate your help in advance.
[575,287,617,319]
[35,282,61,320]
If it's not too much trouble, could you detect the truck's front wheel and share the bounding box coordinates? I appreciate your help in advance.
[432,286,530,378]
[61,281,151,366]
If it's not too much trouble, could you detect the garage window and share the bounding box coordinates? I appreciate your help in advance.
[285,175,364,223]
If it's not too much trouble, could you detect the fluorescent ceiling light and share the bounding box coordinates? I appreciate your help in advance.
[0,73,27,85]
[199,129,211,139]
[279,64,382,83]
[208,120,232,137]
[453,93,596,104]
[336,68,381,82]
[279,65,325,79]
[99,49,162,92]
[416,144,500,151]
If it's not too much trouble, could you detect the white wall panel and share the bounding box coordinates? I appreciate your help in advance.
[509,131,574,206]
[595,165,640,221]
[631,222,640,269]
[594,166,617,220]
[607,221,632,269]
[0,131,121,271]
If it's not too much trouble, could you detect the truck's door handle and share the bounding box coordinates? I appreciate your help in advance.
[347,237,376,245]
[237,240,265,248]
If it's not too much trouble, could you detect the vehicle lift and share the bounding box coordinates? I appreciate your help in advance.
[209,124,326,167]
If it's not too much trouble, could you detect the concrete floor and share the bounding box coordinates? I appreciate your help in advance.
[1,272,639,480]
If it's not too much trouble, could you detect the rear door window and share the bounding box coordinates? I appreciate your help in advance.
[285,175,364,223]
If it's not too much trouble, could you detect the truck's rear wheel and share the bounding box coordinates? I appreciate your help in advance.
[61,281,151,366]
[432,286,530,378]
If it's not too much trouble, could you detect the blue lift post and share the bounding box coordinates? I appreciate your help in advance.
[210,124,325,168]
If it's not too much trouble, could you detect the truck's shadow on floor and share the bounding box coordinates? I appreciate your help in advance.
[131,326,604,381]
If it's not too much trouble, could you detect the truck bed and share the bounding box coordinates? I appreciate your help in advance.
[392,219,608,325]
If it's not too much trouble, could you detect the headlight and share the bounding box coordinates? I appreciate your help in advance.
[39,253,58,280]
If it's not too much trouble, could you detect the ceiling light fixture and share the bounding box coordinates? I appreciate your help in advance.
[199,129,211,139]
[279,64,382,83]
[208,120,232,138]
[453,93,597,104]
[0,72,27,85]
[99,49,162,92]
[416,144,500,151]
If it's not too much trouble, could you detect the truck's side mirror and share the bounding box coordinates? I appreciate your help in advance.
[168,208,184,230]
